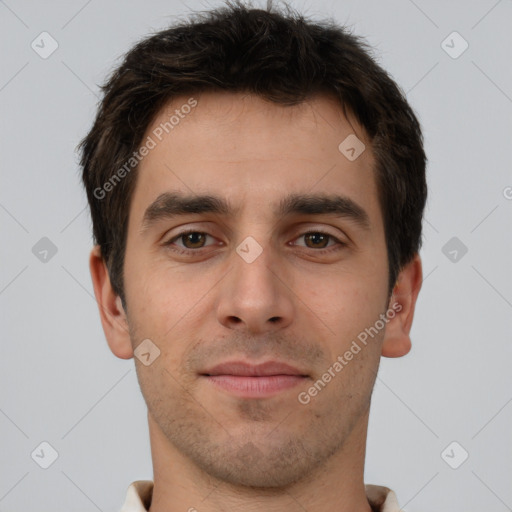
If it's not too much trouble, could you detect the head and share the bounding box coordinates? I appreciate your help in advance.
[82,1,425,490]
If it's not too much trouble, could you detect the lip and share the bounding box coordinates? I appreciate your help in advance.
[201,360,308,377]
[199,360,309,398]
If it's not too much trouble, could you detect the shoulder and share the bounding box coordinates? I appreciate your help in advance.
[119,480,153,512]
[365,484,402,512]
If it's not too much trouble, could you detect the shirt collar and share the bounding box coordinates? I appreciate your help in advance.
[120,480,402,512]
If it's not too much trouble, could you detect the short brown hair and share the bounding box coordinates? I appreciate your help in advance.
[79,0,427,306]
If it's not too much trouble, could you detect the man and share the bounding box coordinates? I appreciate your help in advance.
[80,1,426,510]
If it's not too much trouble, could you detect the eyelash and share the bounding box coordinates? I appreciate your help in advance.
[163,229,346,256]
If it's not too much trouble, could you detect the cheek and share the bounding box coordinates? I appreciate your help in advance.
[125,247,174,311]
[293,265,388,364]
[299,266,385,320]
[124,259,213,356]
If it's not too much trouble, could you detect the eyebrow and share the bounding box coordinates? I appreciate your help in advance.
[141,191,371,232]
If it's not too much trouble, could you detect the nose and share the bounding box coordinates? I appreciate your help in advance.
[215,239,294,334]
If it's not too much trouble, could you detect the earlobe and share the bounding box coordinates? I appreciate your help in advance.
[89,245,134,360]
[381,254,423,358]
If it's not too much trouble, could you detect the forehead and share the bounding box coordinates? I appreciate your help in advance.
[130,91,381,229]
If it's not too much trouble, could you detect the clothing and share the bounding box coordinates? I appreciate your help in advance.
[120,480,403,511]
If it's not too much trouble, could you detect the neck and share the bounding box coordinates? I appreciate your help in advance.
[147,408,372,512]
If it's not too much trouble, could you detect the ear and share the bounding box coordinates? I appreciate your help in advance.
[89,245,134,359]
[381,253,423,358]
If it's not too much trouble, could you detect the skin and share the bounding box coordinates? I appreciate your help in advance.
[90,91,422,512]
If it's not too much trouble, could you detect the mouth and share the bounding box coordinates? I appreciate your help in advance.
[199,360,310,398]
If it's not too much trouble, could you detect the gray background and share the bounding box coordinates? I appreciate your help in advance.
[1,0,511,510]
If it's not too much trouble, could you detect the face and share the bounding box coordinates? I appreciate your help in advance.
[121,91,391,487]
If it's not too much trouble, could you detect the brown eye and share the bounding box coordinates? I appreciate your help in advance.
[164,230,215,252]
[291,231,347,254]
[303,232,331,249]
[178,232,208,249]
